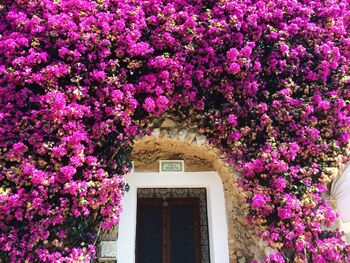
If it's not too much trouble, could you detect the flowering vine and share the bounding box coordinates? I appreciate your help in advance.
[0,0,349,262]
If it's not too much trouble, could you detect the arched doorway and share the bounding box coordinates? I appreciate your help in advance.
[108,114,267,263]
[98,115,268,262]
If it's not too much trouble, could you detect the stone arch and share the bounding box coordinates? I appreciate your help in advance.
[129,114,268,262]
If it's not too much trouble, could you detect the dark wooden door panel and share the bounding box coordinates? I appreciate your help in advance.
[136,198,201,263]
[136,204,163,263]
[170,204,196,263]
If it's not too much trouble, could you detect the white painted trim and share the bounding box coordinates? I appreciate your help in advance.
[117,172,230,263]
[131,161,134,173]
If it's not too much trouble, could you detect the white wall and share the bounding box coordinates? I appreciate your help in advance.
[341,221,350,243]
[331,163,350,223]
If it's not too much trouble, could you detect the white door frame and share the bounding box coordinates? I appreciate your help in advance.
[117,171,230,263]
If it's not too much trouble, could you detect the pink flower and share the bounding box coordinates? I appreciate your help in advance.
[52,145,66,158]
[59,166,76,182]
[265,252,285,263]
[317,101,331,111]
[156,96,169,113]
[241,45,252,58]
[31,170,46,185]
[272,177,287,192]
[252,193,270,208]
[111,90,124,103]
[227,48,239,61]
[12,142,27,154]
[227,63,240,74]
[86,156,97,166]
[227,114,237,126]
[278,207,292,220]
[143,97,155,113]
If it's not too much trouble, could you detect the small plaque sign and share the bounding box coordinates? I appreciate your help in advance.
[159,160,184,172]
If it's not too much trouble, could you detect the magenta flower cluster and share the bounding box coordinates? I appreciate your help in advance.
[0,0,349,262]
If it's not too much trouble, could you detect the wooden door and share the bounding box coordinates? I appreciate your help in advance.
[136,198,201,263]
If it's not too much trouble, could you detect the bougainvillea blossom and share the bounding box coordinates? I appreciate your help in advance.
[0,0,349,262]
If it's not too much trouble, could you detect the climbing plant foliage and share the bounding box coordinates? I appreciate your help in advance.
[0,0,350,262]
